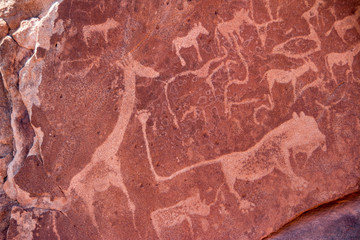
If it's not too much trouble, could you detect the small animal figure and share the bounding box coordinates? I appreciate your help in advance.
[261,58,318,102]
[151,186,222,239]
[172,23,209,66]
[325,43,360,83]
[326,7,360,43]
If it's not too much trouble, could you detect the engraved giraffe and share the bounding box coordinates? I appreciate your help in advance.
[138,110,327,211]
[172,23,209,66]
[67,53,159,234]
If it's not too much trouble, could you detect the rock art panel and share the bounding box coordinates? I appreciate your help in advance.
[0,0,359,239]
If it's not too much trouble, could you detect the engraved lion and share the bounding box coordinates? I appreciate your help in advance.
[158,112,327,211]
[217,111,327,210]
[141,111,327,212]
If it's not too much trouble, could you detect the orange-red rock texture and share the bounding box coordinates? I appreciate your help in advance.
[0,0,360,239]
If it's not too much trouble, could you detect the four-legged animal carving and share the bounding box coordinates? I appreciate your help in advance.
[140,111,326,212]
[301,0,325,26]
[219,112,326,210]
[326,7,360,43]
[325,43,360,83]
[172,23,209,66]
[67,52,159,234]
[215,9,252,48]
[261,59,318,103]
[151,187,222,239]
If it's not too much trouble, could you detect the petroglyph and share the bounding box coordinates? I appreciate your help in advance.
[272,27,321,58]
[325,43,360,84]
[139,110,326,210]
[253,94,274,125]
[296,73,326,101]
[151,186,222,239]
[249,2,283,47]
[215,9,251,48]
[83,18,119,45]
[326,7,360,43]
[301,0,325,26]
[223,58,255,115]
[180,106,207,122]
[164,48,228,128]
[67,53,159,233]
[216,8,282,49]
[172,22,209,66]
[316,93,345,129]
[261,58,318,104]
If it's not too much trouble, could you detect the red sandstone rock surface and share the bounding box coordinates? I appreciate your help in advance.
[0,0,360,239]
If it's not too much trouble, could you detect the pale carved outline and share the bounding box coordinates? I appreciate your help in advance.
[138,110,327,214]
[172,22,209,66]
[66,52,159,234]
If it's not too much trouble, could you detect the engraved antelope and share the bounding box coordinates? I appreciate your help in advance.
[326,7,360,43]
[325,43,360,83]
[172,23,209,66]
[261,59,318,103]
[139,111,327,211]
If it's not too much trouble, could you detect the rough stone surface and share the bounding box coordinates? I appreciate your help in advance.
[0,0,360,239]
[268,193,360,240]
[0,0,56,29]
[12,18,39,50]
[0,18,8,39]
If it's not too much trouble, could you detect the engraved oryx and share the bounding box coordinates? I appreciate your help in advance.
[172,22,209,66]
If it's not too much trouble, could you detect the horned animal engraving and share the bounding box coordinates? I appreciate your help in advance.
[151,187,222,239]
[172,23,209,66]
[326,7,360,43]
[67,53,159,234]
[261,59,318,103]
[325,43,360,83]
[139,110,327,211]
